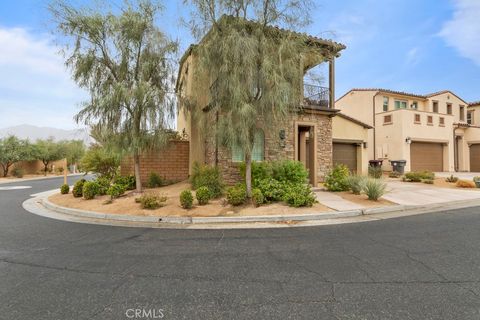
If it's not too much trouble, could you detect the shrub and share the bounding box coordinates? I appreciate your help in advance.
[251,188,264,207]
[95,176,111,195]
[347,175,367,195]
[147,172,164,188]
[80,147,119,179]
[226,184,247,206]
[446,175,459,183]
[239,161,273,187]
[190,162,223,198]
[456,180,476,188]
[82,181,99,200]
[257,178,286,202]
[107,183,126,199]
[60,184,69,194]
[423,179,434,184]
[271,160,309,184]
[474,176,480,182]
[114,175,136,190]
[138,193,167,210]
[282,184,317,207]
[363,178,387,201]
[180,190,193,209]
[324,164,350,192]
[72,179,86,198]
[404,171,435,182]
[12,167,24,178]
[389,171,402,178]
[196,186,211,205]
[368,166,383,179]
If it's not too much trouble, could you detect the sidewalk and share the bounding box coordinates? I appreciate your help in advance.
[314,191,364,211]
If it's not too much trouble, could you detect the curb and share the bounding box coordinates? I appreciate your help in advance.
[0,173,85,185]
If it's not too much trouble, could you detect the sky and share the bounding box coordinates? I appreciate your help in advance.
[0,0,479,130]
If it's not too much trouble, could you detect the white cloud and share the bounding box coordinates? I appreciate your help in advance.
[405,47,420,66]
[440,0,480,66]
[0,27,87,129]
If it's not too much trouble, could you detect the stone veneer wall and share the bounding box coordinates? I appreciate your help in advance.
[205,111,333,185]
[120,140,189,184]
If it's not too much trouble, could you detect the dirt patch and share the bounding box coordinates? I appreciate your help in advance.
[49,180,332,217]
[337,192,395,208]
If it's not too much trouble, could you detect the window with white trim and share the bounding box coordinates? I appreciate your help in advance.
[394,100,407,109]
[232,129,265,162]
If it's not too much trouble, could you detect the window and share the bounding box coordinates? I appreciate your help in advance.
[411,101,418,109]
[433,101,439,113]
[414,114,421,123]
[384,115,392,124]
[467,111,474,125]
[460,106,465,121]
[394,100,407,109]
[232,129,265,162]
[439,117,445,126]
[427,116,433,125]
[447,104,452,115]
[383,97,389,112]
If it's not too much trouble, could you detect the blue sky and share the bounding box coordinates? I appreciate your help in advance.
[0,0,479,129]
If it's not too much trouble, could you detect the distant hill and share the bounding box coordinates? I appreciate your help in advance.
[0,124,92,144]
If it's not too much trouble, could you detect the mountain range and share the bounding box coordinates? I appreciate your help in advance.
[0,124,92,144]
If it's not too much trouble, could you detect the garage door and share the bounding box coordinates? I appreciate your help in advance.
[333,143,357,173]
[470,144,480,172]
[410,142,443,172]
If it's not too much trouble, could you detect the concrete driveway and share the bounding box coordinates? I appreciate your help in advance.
[384,180,480,206]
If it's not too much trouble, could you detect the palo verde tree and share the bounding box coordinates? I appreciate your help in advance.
[0,136,31,177]
[32,138,67,175]
[49,0,177,192]
[184,0,315,196]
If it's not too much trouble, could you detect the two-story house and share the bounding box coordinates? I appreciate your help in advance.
[176,16,371,185]
[336,89,480,172]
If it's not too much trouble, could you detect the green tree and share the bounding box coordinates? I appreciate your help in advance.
[32,138,67,175]
[0,136,31,177]
[49,0,178,192]
[64,140,86,173]
[80,146,120,179]
[184,0,315,196]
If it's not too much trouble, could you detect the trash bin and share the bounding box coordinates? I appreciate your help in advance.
[390,160,407,174]
[369,160,383,167]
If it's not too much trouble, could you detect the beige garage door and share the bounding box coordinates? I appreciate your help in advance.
[333,143,357,173]
[470,144,480,172]
[410,142,443,172]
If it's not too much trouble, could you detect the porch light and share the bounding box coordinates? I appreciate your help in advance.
[405,137,412,144]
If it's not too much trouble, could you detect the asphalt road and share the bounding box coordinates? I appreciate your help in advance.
[1,176,480,319]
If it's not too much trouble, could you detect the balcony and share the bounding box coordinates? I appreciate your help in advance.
[303,84,330,108]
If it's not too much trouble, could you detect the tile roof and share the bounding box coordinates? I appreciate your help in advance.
[469,101,480,107]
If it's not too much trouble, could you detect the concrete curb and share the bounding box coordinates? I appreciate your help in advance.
[0,173,85,185]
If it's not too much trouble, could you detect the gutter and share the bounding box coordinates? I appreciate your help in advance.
[372,92,380,159]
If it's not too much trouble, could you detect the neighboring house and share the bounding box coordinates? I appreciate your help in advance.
[336,89,480,172]
[176,16,368,185]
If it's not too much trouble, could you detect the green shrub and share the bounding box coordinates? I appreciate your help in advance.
[347,175,367,195]
[180,190,193,209]
[271,160,309,184]
[114,175,136,190]
[363,178,387,201]
[404,171,435,182]
[95,176,111,195]
[138,193,167,209]
[226,184,247,206]
[282,184,317,207]
[147,172,164,188]
[60,184,69,194]
[368,166,383,179]
[80,147,119,179]
[257,178,286,202]
[422,179,434,184]
[107,183,126,199]
[445,175,458,183]
[239,161,273,187]
[196,186,211,205]
[251,188,265,207]
[473,176,480,182]
[324,164,350,191]
[388,171,402,178]
[12,167,24,178]
[82,181,99,200]
[190,162,223,198]
[72,179,86,198]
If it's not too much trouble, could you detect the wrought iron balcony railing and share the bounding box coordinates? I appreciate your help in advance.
[304,84,330,108]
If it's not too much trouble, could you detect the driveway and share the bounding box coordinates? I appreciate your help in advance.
[384,180,480,205]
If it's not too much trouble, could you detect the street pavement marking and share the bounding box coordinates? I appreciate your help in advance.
[0,186,32,191]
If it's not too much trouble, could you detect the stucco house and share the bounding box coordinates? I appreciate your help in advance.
[336,89,480,172]
[176,16,370,185]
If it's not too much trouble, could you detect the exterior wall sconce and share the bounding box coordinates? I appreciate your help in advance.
[405,137,412,144]
[363,142,367,149]
[279,129,286,148]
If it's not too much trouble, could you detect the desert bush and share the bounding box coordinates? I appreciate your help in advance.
[95,176,111,195]
[82,181,99,200]
[12,167,24,178]
[271,160,309,184]
[404,171,435,182]
[147,172,164,188]
[72,179,86,198]
[180,190,193,209]
[445,175,458,183]
[195,186,211,205]
[422,179,434,184]
[282,184,317,207]
[114,175,136,190]
[363,178,387,201]
[60,184,69,194]
[347,175,367,195]
[324,164,350,192]
[368,166,383,179]
[190,162,223,198]
[388,171,402,178]
[456,180,476,188]
[257,178,286,202]
[239,161,273,187]
[138,193,167,209]
[80,147,119,179]
[107,183,126,199]
[226,184,247,206]
[251,188,264,207]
